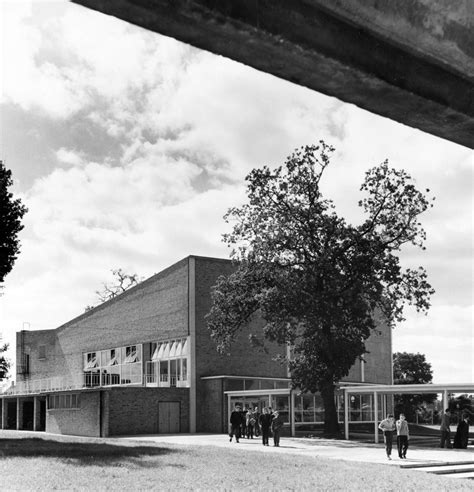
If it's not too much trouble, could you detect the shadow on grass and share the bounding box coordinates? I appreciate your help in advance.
[0,438,183,468]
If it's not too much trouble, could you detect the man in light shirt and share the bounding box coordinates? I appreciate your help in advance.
[378,414,396,459]
[396,413,410,459]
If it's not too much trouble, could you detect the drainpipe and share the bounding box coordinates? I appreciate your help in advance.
[290,390,295,437]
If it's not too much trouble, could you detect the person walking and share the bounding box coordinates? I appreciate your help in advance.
[229,404,243,443]
[259,407,272,446]
[378,414,396,459]
[253,407,261,437]
[453,414,470,449]
[246,407,256,439]
[271,411,284,447]
[439,408,452,448]
[396,413,410,459]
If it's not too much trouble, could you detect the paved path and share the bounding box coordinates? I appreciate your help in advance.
[115,433,474,478]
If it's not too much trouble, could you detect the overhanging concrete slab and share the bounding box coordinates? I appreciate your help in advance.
[72,0,474,149]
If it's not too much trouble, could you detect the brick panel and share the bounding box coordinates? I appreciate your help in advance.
[46,391,100,437]
[107,387,189,436]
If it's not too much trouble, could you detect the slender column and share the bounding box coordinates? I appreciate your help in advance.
[344,390,349,440]
[442,390,449,412]
[290,390,295,437]
[33,396,40,431]
[374,391,379,444]
[16,398,22,430]
[1,398,4,429]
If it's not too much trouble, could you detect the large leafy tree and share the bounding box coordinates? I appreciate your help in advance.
[0,161,28,286]
[393,351,437,421]
[206,142,435,436]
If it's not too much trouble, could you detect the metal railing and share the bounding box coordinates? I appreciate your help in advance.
[1,377,80,396]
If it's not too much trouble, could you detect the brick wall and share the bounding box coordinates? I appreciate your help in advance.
[18,259,190,384]
[194,257,287,378]
[46,390,100,437]
[198,378,225,433]
[107,387,189,436]
[193,257,288,432]
[16,330,60,382]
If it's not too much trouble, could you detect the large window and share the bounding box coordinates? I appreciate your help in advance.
[146,338,189,388]
[294,394,325,424]
[83,344,142,387]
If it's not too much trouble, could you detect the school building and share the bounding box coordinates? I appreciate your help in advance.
[0,256,392,437]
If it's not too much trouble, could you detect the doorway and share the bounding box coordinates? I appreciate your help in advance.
[158,401,180,433]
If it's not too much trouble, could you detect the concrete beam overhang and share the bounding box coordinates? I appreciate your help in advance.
[72,0,474,149]
[340,383,474,394]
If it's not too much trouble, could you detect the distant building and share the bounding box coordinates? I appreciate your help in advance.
[0,256,392,437]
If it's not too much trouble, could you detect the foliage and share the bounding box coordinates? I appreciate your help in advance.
[206,142,434,435]
[85,269,142,311]
[393,352,437,421]
[0,161,28,285]
[0,343,11,380]
[449,394,473,418]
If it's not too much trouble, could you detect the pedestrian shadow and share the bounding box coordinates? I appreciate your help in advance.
[0,438,183,468]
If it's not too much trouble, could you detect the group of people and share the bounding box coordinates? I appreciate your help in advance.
[378,409,471,460]
[229,404,284,447]
[439,409,470,449]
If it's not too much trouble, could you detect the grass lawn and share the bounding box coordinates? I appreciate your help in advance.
[0,434,472,491]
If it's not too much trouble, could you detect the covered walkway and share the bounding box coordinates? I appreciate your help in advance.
[340,383,474,443]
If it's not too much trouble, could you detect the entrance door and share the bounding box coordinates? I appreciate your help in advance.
[158,402,180,433]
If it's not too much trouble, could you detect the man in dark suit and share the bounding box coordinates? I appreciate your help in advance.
[229,404,243,443]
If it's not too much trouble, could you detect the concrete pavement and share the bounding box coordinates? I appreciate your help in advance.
[115,433,474,476]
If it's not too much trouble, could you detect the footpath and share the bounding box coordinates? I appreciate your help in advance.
[117,433,474,480]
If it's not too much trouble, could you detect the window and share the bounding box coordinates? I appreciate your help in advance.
[84,352,98,370]
[22,353,30,375]
[124,345,138,363]
[38,345,46,360]
[48,393,80,410]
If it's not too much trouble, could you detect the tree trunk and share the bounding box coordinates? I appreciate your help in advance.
[321,382,340,437]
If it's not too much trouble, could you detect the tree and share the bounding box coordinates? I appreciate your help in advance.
[393,351,437,421]
[206,142,435,436]
[0,161,28,287]
[85,269,142,311]
[0,343,11,381]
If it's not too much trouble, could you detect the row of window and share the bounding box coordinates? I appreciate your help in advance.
[48,394,79,410]
[84,345,142,370]
[146,358,188,387]
[83,338,190,371]
[151,338,188,360]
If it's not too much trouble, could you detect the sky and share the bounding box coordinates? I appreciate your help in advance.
[0,0,472,385]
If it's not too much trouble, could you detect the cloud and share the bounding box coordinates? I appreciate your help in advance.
[0,1,472,385]
[56,147,84,166]
[393,305,474,383]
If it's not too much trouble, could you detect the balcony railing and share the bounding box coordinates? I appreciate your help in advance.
[1,377,80,396]
[1,361,189,396]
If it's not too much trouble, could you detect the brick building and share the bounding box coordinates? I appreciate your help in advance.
[0,256,392,437]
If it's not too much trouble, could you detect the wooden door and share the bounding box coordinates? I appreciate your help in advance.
[158,401,180,433]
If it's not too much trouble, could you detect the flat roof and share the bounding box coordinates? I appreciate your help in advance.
[340,383,474,394]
